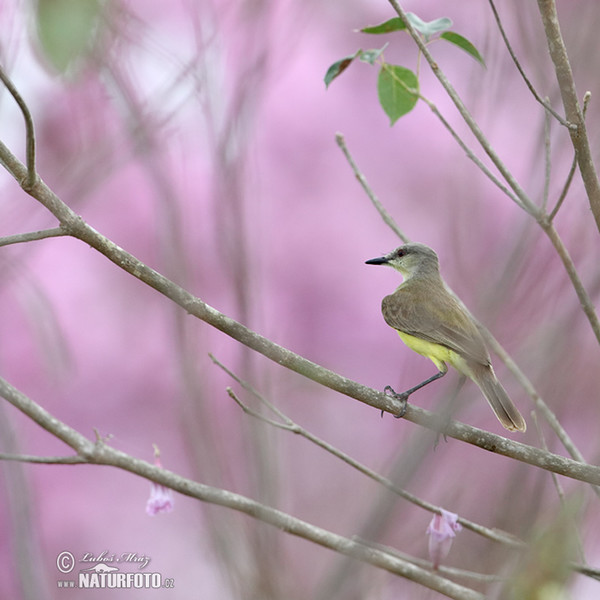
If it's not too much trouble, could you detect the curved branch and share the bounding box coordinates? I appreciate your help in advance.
[0,65,36,189]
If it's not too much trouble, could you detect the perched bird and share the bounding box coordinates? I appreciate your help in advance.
[366,243,526,432]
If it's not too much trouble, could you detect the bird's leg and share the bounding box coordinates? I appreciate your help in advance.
[382,370,447,419]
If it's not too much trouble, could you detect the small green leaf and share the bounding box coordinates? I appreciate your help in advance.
[324,50,361,88]
[35,0,103,73]
[377,64,419,125]
[358,45,388,66]
[361,18,406,35]
[440,32,486,67]
[406,13,453,41]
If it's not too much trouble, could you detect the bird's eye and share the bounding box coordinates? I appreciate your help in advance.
[396,248,406,258]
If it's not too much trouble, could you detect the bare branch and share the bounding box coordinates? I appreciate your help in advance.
[537,0,600,232]
[0,228,66,247]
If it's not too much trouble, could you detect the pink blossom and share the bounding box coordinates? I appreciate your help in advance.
[426,509,462,569]
[146,454,174,516]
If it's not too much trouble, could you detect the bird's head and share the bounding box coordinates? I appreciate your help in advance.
[365,243,440,280]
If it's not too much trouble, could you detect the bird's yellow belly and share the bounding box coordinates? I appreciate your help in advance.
[396,331,463,374]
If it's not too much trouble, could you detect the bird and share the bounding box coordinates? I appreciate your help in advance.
[365,242,526,432]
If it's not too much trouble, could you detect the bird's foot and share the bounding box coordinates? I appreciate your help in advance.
[381,385,408,419]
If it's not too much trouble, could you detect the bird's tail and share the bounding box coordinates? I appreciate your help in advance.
[471,364,527,432]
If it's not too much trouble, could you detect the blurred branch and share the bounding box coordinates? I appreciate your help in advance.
[480,328,600,499]
[210,353,525,549]
[542,101,552,210]
[538,218,600,343]
[0,64,36,190]
[537,0,600,233]
[487,0,571,128]
[531,412,587,563]
[0,228,66,247]
[0,376,483,600]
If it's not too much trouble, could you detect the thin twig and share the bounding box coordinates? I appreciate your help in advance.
[487,0,572,128]
[335,133,409,242]
[549,92,592,221]
[0,453,85,464]
[0,64,36,189]
[0,228,66,247]
[549,154,577,221]
[542,99,552,211]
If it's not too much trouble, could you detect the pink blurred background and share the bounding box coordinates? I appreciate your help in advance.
[1,0,599,597]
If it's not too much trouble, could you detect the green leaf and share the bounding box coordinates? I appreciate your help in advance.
[361,18,406,35]
[406,13,453,41]
[440,32,486,67]
[35,0,103,73]
[377,64,419,125]
[358,45,388,66]
[324,50,361,88]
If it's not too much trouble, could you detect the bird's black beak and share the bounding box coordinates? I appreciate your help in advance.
[365,256,389,265]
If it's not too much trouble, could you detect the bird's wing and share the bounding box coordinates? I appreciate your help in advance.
[381,286,490,365]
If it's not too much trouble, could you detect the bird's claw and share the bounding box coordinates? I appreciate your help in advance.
[381,385,408,419]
